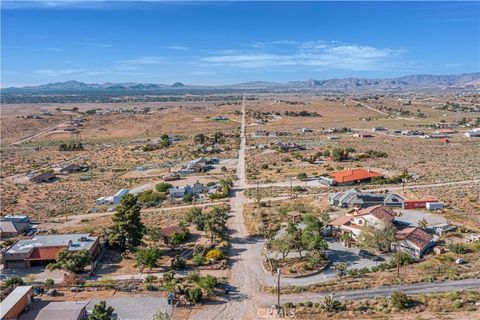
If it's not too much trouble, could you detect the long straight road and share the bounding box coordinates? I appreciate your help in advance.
[184,97,480,320]
[189,96,266,319]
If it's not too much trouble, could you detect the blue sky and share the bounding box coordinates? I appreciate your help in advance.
[1,1,479,86]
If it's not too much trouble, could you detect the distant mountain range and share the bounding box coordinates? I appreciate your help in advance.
[2,73,479,94]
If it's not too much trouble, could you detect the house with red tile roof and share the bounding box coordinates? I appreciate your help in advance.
[328,205,435,258]
[320,168,384,186]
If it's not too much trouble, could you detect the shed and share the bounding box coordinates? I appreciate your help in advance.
[0,286,33,320]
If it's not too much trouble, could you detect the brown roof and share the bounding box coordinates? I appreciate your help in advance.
[287,211,302,217]
[26,246,64,261]
[160,226,183,238]
[395,226,433,250]
[357,205,397,223]
[329,169,383,184]
[329,215,352,227]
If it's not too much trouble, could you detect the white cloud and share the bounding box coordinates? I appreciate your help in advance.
[35,68,87,76]
[165,46,190,51]
[201,40,409,72]
[116,56,164,66]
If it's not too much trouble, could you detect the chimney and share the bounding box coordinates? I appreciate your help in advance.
[353,206,360,216]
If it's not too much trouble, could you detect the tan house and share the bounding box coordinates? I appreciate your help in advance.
[328,205,434,258]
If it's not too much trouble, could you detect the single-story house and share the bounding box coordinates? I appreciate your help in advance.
[2,233,100,269]
[29,172,57,184]
[464,131,480,138]
[96,188,129,205]
[35,301,88,320]
[0,216,30,238]
[0,286,33,320]
[392,226,434,259]
[169,183,204,199]
[328,188,404,208]
[353,132,374,138]
[168,186,189,198]
[328,205,397,239]
[320,168,384,186]
[328,205,435,258]
[60,163,89,174]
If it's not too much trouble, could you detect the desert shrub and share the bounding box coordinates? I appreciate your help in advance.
[169,231,188,246]
[390,291,409,309]
[193,254,204,266]
[297,172,307,180]
[44,278,54,289]
[188,287,203,304]
[205,248,223,262]
[448,243,469,254]
[186,270,200,282]
[196,275,218,296]
[5,276,24,288]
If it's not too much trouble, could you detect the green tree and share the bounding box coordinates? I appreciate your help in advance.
[88,301,115,320]
[5,276,24,288]
[44,278,54,289]
[136,246,161,270]
[107,194,145,252]
[47,249,91,274]
[359,223,396,253]
[204,206,228,243]
[156,182,173,193]
[271,233,294,261]
[332,148,347,161]
[286,222,304,258]
[322,150,330,157]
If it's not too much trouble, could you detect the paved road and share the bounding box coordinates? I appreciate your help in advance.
[258,278,480,305]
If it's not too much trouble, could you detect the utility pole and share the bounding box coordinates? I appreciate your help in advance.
[289,177,293,199]
[276,268,281,313]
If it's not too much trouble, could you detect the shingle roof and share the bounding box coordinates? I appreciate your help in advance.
[35,301,87,320]
[329,169,383,183]
[357,205,397,223]
[329,215,353,227]
[395,226,433,251]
